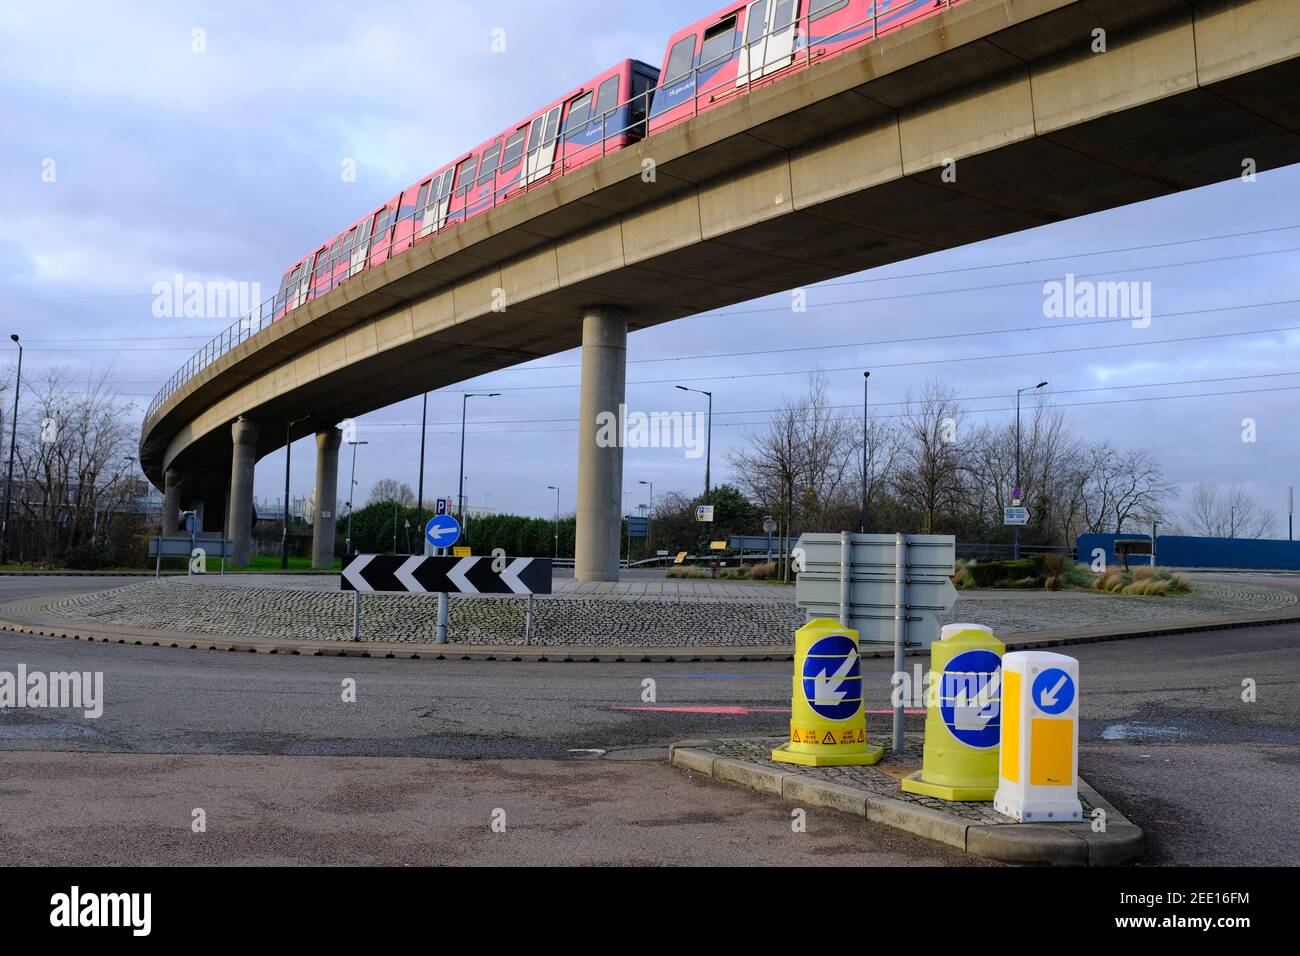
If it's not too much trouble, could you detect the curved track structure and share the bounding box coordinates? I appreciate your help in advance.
[140,0,1300,576]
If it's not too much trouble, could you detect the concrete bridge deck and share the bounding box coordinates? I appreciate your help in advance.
[139,0,1300,576]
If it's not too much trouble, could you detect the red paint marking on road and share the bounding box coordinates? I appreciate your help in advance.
[611,706,925,716]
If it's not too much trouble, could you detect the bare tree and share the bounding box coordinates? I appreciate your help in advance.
[1185,483,1278,539]
[13,368,136,564]
[1076,443,1175,534]
[891,381,966,533]
[369,479,415,506]
[729,372,857,578]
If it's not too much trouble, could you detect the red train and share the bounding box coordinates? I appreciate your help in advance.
[274,0,957,318]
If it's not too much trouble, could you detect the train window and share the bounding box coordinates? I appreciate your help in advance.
[809,0,848,19]
[700,16,738,69]
[745,0,769,46]
[415,180,431,215]
[593,75,619,123]
[314,249,330,280]
[665,35,696,82]
[564,92,594,137]
[340,228,356,257]
[454,156,479,196]
[373,208,390,238]
[500,128,527,171]
[477,143,502,183]
[278,272,292,292]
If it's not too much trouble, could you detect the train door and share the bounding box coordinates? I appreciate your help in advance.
[294,256,314,307]
[368,206,393,267]
[349,216,373,276]
[738,0,798,85]
[447,155,480,226]
[498,126,528,197]
[524,104,562,185]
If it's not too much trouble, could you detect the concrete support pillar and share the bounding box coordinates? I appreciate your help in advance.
[227,417,259,566]
[162,467,181,535]
[574,307,627,582]
[312,427,342,569]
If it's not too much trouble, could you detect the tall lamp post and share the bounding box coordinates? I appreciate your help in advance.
[415,391,428,544]
[344,439,368,555]
[281,415,310,569]
[675,385,712,503]
[547,485,560,558]
[458,392,499,538]
[1013,381,1048,560]
[638,479,654,552]
[861,370,870,533]
[1,334,22,565]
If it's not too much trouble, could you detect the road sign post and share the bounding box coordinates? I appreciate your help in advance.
[901,623,1005,801]
[796,531,956,755]
[793,532,957,649]
[994,651,1083,822]
[771,619,884,766]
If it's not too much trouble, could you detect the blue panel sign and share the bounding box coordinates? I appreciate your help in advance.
[938,649,1001,749]
[1032,667,1075,715]
[424,513,462,548]
[801,634,862,721]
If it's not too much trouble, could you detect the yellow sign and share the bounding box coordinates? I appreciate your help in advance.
[901,623,1005,802]
[771,619,884,767]
[673,551,688,565]
[994,651,1083,822]
[709,540,727,551]
[452,546,471,557]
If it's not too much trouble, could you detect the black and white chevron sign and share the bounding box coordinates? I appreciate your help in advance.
[340,554,552,595]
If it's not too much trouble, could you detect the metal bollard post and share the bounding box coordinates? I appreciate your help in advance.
[436,544,449,644]
[524,593,535,645]
[353,591,361,641]
[436,592,448,645]
[893,532,907,754]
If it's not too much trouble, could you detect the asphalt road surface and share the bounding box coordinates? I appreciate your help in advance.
[0,575,1296,865]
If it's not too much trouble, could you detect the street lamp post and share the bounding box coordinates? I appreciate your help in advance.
[416,391,428,545]
[1,334,22,565]
[1013,381,1048,560]
[861,370,870,533]
[458,392,500,541]
[281,415,310,569]
[675,385,712,503]
[547,485,560,558]
[345,439,368,555]
[638,479,654,553]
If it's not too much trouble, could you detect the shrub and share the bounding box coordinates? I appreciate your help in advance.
[750,561,777,580]
[666,566,709,579]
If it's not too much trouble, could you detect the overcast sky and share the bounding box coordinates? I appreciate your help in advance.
[2,0,1297,531]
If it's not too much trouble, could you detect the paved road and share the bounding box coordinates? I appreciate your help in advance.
[0,574,1296,865]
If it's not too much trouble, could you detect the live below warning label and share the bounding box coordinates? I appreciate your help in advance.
[792,727,867,746]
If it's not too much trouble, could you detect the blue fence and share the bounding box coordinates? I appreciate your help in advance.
[1077,533,1300,571]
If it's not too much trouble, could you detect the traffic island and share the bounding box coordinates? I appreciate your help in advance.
[668,736,1143,866]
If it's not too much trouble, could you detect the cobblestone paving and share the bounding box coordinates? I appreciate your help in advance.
[26,577,1294,647]
[37,579,803,646]
[702,736,1097,825]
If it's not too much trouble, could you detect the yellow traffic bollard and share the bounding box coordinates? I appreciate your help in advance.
[901,623,1004,801]
[771,618,884,767]
[994,651,1083,822]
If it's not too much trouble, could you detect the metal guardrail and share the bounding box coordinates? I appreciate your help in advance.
[144,2,958,427]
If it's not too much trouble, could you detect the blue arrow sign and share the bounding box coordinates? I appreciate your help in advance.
[801,634,862,721]
[1032,667,1075,715]
[424,513,462,548]
[939,649,1001,749]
